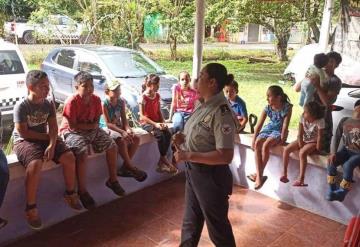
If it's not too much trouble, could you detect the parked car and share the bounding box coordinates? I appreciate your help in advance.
[41,45,178,125]
[0,39,28,124]
[4,15,84,44]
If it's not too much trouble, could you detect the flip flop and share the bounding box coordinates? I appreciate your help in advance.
[292,180,308,187]
[280,176,289,183]
[246,173,257,182]
[254,176,268,190]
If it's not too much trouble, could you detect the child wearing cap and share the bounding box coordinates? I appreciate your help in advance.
[59,72,125,210]
[100,80,147,182]
[326,99,360,202]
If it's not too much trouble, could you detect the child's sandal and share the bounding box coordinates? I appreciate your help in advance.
[280,176,289,183]
[292,180,308,187]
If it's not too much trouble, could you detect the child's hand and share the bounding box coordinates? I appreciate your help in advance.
[44,144,55,161]
[122,131,133,144]
[159,123,168,130]
[328,153,336,164]
[172,132,186,148]
[298,140,304,148]
[155,123,162,129]
[309,74,320,88]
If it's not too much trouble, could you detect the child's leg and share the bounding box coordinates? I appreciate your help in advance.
[127,134,140,159]
[105,144,118,182]
[58,151,77,193]
[254,138,265,183]
[25,159,43,207]
[63,133,88,193]
[116,137,134,169]
[172,112,183,133]
[297,143,316,184]
[92,129,119,183]
[332,153,360,202]
[327,148,349,190]
[157,129,172,164]
[261,137,279,173]
[342,153,360,183]
[76,153,88,194]
[282,141,299,180]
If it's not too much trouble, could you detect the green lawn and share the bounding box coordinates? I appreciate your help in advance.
[25,48,301,129]
[158,59,302,130]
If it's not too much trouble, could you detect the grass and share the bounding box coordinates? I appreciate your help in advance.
[24,46,301,129]
[158,59,301,130]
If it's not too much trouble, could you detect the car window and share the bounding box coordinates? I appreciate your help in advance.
[76,51,102,75]
[99,51,164,78]
[55,49,76,69]
[0,50,25,75]
[60,17,71,25]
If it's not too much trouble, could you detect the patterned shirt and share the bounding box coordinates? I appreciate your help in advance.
[332,117,360,153]
[13,98,55,143]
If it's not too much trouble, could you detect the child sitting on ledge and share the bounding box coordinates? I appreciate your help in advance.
[327,99,360,202]
[281,101,325,186]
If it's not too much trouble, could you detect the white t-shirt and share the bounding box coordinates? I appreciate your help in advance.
[300,115,325,143]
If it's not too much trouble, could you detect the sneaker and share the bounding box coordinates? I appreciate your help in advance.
[106,180,125,197]
[26,208,42,230]
[117,165,148,182]
[156,162,170,173]
[64,193,83,211]
[0,217,8,230]
[79,192,96,210]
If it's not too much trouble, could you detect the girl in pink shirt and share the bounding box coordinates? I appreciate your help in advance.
[167,71,198,133]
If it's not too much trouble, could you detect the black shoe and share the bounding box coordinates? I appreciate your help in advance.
[106,180,125,197]
[79,192,96,210]
[117,165,147,182]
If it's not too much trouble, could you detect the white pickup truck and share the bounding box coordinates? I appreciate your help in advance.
[4,15,84,44]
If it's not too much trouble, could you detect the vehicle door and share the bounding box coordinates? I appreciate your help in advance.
[50,49,77,102]
[74,50,106,98]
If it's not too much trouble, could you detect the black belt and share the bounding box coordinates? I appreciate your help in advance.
[186,162,229,172]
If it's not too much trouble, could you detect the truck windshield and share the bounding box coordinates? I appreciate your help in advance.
[0,50,25,75]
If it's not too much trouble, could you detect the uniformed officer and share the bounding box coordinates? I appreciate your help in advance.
[174,63,237,247]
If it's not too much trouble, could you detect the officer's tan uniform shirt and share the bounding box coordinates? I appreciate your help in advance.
[183,92,235,153]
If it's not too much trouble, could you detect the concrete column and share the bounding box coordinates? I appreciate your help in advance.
[192,0,205,88]
[319,0,334,52]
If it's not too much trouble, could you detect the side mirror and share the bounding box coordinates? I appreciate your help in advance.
[93,74,106,81]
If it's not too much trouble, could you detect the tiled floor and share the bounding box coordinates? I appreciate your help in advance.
[5,174,345,247]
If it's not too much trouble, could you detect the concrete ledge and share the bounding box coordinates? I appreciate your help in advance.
[0,128,183,245]
[238,133,360,177]
[230,134,360,225]
[7,128,155,181]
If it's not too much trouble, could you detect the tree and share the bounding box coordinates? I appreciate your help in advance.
[150,0,195,60]
[232,0,308,61]
[97,0,148,49]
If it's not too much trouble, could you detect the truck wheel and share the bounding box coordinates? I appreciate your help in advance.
[23,31,36,44]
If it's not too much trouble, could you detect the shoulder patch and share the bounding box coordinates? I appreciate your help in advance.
[221,124,232,135]
[220,104,231,115]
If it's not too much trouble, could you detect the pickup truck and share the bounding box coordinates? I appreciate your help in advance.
[4,15,84,44]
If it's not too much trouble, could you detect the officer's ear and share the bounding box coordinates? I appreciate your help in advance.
[208,78,217,90]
